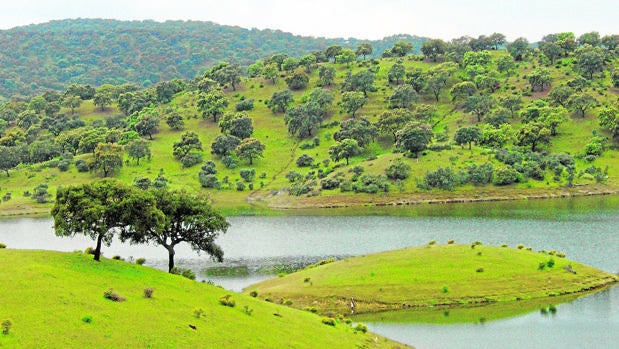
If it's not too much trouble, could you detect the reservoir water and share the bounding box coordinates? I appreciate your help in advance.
[1,195,617,348]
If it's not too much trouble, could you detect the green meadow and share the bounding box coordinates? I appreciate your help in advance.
[0,249,408,348]
[246,244,618,315]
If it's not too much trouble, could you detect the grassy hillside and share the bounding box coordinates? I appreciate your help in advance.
[0,45,618,216]
[0,249,408,348]
[245,244,618,315]
[0,19,425,99]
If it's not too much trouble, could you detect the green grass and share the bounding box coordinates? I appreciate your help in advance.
[0,249,408,348]
[0,52,618,216]
[245,244,618,315]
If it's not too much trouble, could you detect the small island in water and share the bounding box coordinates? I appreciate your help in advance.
[246,243,619,315]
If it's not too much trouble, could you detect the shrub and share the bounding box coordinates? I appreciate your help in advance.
[501,244,508,248]
[428,240,437,245]
[235,99,254,111]
[286,170,303,183]
[517,244,525,249]
[352,174,390,193]
[143,287,154,298]
[103,289,125,302]
[284,299,293,306]
[181,153,202,168]
[1,319,12,335]
[81,315,93,324]
[236,181,245,191]
[243,305,254,316]
[182,269,196,280]
[304,306,318,313]
[199,174,220,189]
[320,178,341,190]
[547,259,555,268]
[467,162,494,185]
[135,257,146,265]
[193,308,205,318]
[538,262,546,270]
[219,294,236,307]
[57,159,71,172]
[447,240,455,244]
[84,247,95,255]
[354,323,368,333]
[296,154,315,167]
[321,317,336,326]
[0,243,6,249]
[249,290,258,298]
[385,159,411,180]
[476,267,484,273]
[419,167,459,190]
[239,168,256,182]
[112,255,123,260]
[556,252,566,258]
[75,159,88,172]
[493,166,521,185]
[222,155,238,169]
[442,286,449,293]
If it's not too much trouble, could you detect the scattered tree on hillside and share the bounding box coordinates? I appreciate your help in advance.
[355,42,373,60]
[52,180,160,262]
[548,85,574,108]
[376,109,413,139]
[173,131,202,160]
[285,103,322,138]
[211,134,241,158]
[515,122,551,151]
[329,138,362,165]
[333,117,377,148]
[506,37,530,61]
[388,61,406,84]
[395,122,433,157]
[340,91,367,117]
[267,90,294,113]
[125,138,151,164]
[285,68,309,90]
[235,137,265,165]
[197,90,228,122]
[454,126,481,150]
[121,188,229,272]
[166,112,185,131]
[318,66,336,87]
[463,95,496,122]
[568,92,597,118]
[205,62,242,91]
[219,112,253,139]
[528,68,552,92]
[388,85,418,109]
[341,70,376,96]
[92,143,124,177]
[421,39,447,62]
[599,107,618,138]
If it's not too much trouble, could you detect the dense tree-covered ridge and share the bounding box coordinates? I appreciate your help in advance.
[0,19,426,99]
[0,28,618,214]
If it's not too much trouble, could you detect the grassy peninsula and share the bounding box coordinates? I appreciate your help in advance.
[0,249,408,348]
[245,243,618,315]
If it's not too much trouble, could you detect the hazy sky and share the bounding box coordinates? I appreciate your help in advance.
[1,0,616,41]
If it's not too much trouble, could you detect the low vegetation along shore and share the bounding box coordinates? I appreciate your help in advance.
[245,243,618,315]
[0,249,408,348]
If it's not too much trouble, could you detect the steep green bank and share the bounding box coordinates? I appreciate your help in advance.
[0,249,408,348]
[246,244,618,315]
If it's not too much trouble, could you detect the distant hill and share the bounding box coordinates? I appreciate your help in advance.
[0,19,426,99]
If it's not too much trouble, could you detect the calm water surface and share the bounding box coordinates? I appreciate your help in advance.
[0,195,617,348]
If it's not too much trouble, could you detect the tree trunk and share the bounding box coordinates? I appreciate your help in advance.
[167,246,175,272]
[94,233,104,261]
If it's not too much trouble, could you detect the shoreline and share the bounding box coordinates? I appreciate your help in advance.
[1,184,618,218]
